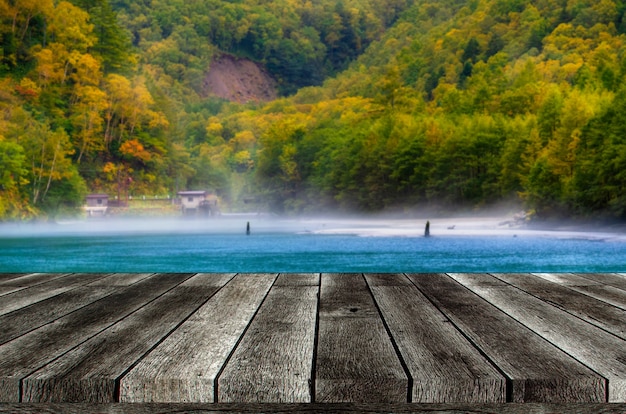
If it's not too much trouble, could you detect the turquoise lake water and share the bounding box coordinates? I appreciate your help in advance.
[1,218,625,273]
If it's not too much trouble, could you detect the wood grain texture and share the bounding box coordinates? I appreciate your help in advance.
[0,274,27,282]
[408,273,606,403]
[532,273,602,286]
[494,273,626,340]
[0,272,624,407]
[0,273,155,345]
[218,273,319,403]
[0,287,116,345]
[119,273,277,403]
[0,273,68,297]
[0,273,112,316]
[89,273,154,286]
[576,273,626,290]
[0,273,59,287]
[315,273,407,403]
[21,273,235,403]
[0,273,193,402]
[365,273,505,403]
[533,273,626,310]
[449,273,626,402]
[2,403,626,414]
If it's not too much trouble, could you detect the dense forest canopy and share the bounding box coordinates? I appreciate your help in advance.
[1,0,626,220]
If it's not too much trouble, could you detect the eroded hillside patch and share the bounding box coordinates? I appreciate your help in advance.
[203,55,278,103]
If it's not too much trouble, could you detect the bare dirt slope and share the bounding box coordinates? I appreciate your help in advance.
[203,55,278,103]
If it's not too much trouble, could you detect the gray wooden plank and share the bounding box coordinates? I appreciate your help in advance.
[315,273,407,403]
[0,273,54,286]
[494,273,626,340]
[571,285,626,311]
[0,273,69,297]
[0,274,27,282]
[88,273,154,286]
[119,273,278,403]
[2,403,626,414]
[578,273,626,290]
[449,273,626,402]
[365,273,505,403]
[22,273,235,403]
[408,273,606,403]
[532,273,602,287]
[0,273,113,316]
[218,273,319,403]
[0,273,148,346]
[0,273,194,402]
[533,273,626,311]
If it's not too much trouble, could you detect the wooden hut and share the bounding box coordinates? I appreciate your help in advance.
[84,194,109,217]
[177,190,218,217]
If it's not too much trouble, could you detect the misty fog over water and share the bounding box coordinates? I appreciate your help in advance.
[1,216,626,273]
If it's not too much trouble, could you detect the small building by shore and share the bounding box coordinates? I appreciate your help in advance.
[84,194,109,217]
[176,190,219,217]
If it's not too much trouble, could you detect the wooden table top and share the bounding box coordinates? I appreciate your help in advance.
[1,272,626,412]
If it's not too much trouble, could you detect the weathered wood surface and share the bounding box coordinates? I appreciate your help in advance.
[575,272,626,290]
[22,273,234,403]
[315,273,407,403]
[448,273,626,402]
[0,273,194,401]
[494,273,626,340]
[365,273,505,403]
[0,273,68,297]
[0,272,625,407]
[535,272,626,310]
[218,273,318,403]
[0,273,113,316]
[119,273,277,403]
[0,273,154,345]
[408,273,606,403]
[2,402,626,414]
[0,273,27,283]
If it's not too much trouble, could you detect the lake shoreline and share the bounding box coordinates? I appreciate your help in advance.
[304,215,626,242]
[1,213,625,243]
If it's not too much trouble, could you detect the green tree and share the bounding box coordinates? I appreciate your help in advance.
[69,0,134,72]
[523,155,565,217]
[571,87,626,217]
[10,114,85,213]
[0,139,27,192]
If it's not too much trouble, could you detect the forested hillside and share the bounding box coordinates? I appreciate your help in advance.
[1,0,626,220]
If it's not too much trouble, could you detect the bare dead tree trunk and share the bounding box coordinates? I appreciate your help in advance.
[41,140,59,202]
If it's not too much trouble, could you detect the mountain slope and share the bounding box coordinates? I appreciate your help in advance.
[242,0,626,216]
[2,0,626,219]
[203,55,278,103]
